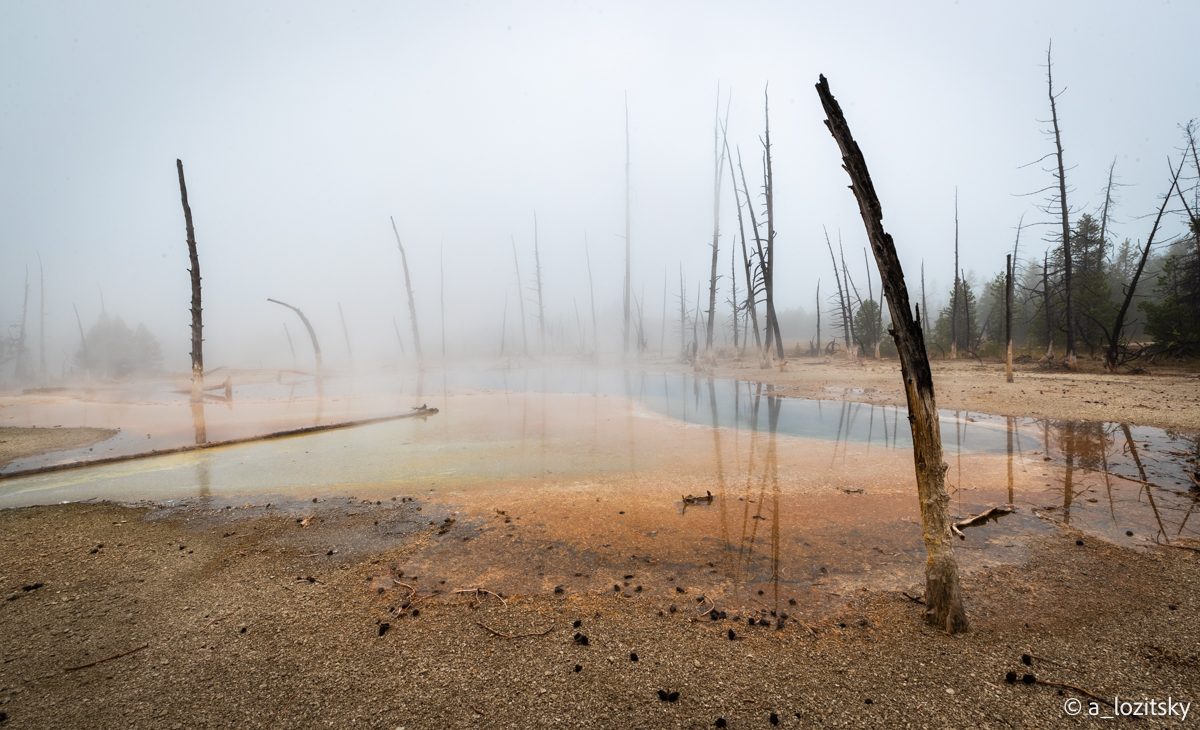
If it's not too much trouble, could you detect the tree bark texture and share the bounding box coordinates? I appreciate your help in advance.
[816,74,968,633]
[177,159,204,403]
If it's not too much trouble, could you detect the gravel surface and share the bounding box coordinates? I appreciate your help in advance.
[1,501,1197,729]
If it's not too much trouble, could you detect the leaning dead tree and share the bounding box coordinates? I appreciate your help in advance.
[72,303,89,379]
[177,160,204,403]
[1104,157,1184,372]
[760,86,785,362]
[267,298,323,397]
[816,74,968,633]
[824,227,853,360]
[1006,217,1023,383]
[337,302,354,371]
[725,136,761,355]
[389,216,423,364]
[511,235,529,357]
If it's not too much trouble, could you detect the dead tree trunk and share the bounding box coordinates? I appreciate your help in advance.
[921,260,930,346]
[533,213,547,356]
[678,266,687,357]
[72,303,89,380]
[1046,45,1078,369]
[284,322,298,369]
[762,87,784,362]
[705,91,729,355]
[14,269,30,381]
[511,235,529,357]
[1105,158,1184,372]
[816,74,968,633]
[730,145,762,355]
[337,302,354,372]
[815,281,822,357]
[389,216,422,364]
[1042,252,1054,360]
[391,317,406,357]
[499,295,507,356]
[864,249,881,358]
[729,242,739,353]
[585,235,598,355]
[38,254,46,383]
[177,160,204,403]
[623,94,632,358]
[267,298,322,398]
[824,228,853,360]
[951,190,959,359]
[1005,254,1014,382]
[840,243,861,357]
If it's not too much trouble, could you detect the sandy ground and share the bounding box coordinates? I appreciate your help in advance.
[670,356,1200,434]
[1,365,1198,728]
[0,427,116,470]
[0,501,1197,729]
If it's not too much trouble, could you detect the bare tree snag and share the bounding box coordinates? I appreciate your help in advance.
[825,228,853,360]
[1105,157,1184,372]
[511,235,529,357]
[1005,254,1014,383]
[267,298,323,398]
[623,93,632,358]
[762,87,784,362]
[72,303,89,380]
[533,213,547,356]
[37,253,46,383]
[585,234,598,355]
[705,89,730,355]
[815,281,822,357]
[920,260,929,345]
[729,240,739,352]
[816,74,968,633]
[284,322,298,369]
[730,145,762,354]
[337,302,354,372]
[389,216,422,364]
[1042,252,1054,361]
[391,317,406,357]
[951,190,959,360]
[678,265,687,357]
[1046,44,1078,369]
[176,160,204,403]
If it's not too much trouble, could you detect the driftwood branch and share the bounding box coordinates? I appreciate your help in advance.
[951,506,1015,540]
[476,621,553,639]
[64,643,148,671]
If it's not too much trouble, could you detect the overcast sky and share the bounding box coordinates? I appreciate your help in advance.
[2,0,1197,371]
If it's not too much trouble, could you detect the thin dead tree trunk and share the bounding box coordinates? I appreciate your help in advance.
[739,148,773,363]
[391,317,406,357]
[661,268,668,357]
[1006,254,1014,382]
[1046,44,1078,369]
[1105,157,1184,372]
[678,266,687,357]
[817,74,968,633]
[533,213,547,356]
[337,302,353,372]
[729,241,739,353]
[705,90,729,355]
[389,216,423,364]
[585,234,598,355]
[951,190,959,359]
[1099,159,1116,260]
[824,228,853,360]
[38,254,46,383]
[921,260,929,346]
[962,268,972,354]
[574,298,584,355]
[511,235,528,357]
[1043,252,1054,360]
[267,298,322,398]
[14,269,30,381]
[623,94,632,358]
[284,322,298,370]
[177,160,204,403]
[728,143,762,355]
[864,248,880,358]
[762,87,784,362]
[840,242,861,357]
[72,303,89,380]
[815,281,822,357]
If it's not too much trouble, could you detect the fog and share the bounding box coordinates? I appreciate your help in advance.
[2,1,1197,375]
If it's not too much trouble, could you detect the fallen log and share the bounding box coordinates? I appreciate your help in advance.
[951,506,1015,540]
